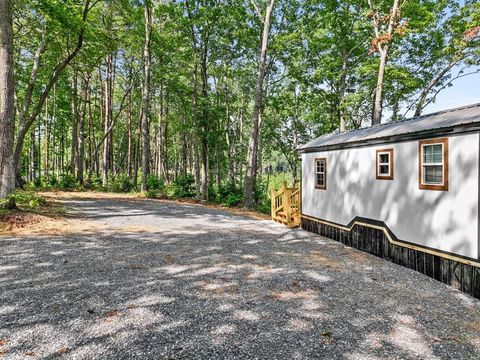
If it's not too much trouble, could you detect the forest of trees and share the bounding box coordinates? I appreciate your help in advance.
[0,0,479,209]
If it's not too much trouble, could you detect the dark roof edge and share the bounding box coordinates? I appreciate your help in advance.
[298,102,480,151]
[297,122,480,153]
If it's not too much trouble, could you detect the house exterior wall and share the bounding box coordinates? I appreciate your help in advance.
[301,132,479,259]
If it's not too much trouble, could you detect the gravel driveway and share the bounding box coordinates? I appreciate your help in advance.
[1,196,480,359]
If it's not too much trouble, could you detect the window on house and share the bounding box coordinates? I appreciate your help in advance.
[376,148,394,180]
[419,138,448,191]
[315,158,327,190]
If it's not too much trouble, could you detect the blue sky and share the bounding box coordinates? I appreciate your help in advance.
[407,66,480,116]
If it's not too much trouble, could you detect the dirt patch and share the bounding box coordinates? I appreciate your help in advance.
[309,251,342,269]
[41,191,270,221]
[0,213,97,237]
[0,195,96,236]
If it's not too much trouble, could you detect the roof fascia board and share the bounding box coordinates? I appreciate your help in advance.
[297,124,480,154]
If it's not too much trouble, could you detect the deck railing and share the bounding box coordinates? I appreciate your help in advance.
[271,181,301,228]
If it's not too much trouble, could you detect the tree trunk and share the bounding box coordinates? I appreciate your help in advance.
[127,91,132,178]
[414,59,458,117]
[244,0,275,208]
[44,96,49,178]
[141,0,152,193]
[77,73,89,184]
[372,48,388,125]
[71,69,79,175]
[192,63,201,199]
[370,0,400,125]
[0,0,15,199]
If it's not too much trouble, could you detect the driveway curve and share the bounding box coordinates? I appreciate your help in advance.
[1,196,479,359]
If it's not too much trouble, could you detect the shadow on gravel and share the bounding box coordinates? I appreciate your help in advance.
[1,198,480,359]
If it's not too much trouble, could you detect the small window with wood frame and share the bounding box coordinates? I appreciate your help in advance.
[419,138,448,191]
[315,158,327,190]
[376,148,394,180]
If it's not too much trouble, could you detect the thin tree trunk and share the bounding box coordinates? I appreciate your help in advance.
[199,43,209,201]
[134,108,142,189]
[414,59,458,117]
[244,0,275,208]
[192,63,201,199]
[127,90,132,178]
[163,93,169,181]
[0,0,15,199]
[370,0,400,125]
[77,73,89,184]
[71,69,79,175]
[141,0,152,193]
[44,95,49,178]
[29,130,35,181]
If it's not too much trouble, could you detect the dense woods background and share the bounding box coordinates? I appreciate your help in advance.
[0,0,479,210]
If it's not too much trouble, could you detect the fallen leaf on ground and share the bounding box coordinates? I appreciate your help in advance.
[106,310,119,317]
[126,264,143,270]
[0,340,6,346]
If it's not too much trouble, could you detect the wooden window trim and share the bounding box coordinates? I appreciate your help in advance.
[418,138,449,191]
[376,148,394,180]
[315,158,327,190]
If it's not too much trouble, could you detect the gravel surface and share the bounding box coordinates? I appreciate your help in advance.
[1,197,480,359]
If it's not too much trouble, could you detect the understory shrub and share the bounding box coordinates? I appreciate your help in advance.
[216,182,243,207]
[146,190,158,198]
[47,175,58,187]
[111,174,133,193]
[168,174,195,198]
[147,175,164,191]
[13,191,46,208]
[59,174,78,190]
[254,180,270,214]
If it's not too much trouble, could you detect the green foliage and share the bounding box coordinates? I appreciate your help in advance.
[147,175,164,191]
[111,174,133,193]
[11,0,477,218]
[216,182,243,207]
[47,175,59,187]
[0,196,17,210]
[146,190,158,199]
[59,174,78,190]
[166,175,195,198]
[12,191,46,209]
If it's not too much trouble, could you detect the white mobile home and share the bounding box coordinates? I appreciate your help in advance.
[298,103,480,298]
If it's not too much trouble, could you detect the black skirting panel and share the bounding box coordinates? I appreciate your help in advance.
[301,217,480,299]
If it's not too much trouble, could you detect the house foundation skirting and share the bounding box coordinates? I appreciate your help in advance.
[301,215,480,299]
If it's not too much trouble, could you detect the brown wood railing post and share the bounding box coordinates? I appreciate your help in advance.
[271,188,276,220]
[285,187,291,227]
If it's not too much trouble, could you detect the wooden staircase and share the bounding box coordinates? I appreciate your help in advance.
[271,181,301,228]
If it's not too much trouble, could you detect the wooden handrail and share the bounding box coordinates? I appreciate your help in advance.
[271,181,301,228]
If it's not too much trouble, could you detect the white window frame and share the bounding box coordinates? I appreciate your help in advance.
[315,158,326,190]
[418,138,448,191]
[376,148,394,180]
[421,143,444,186]
[377,152,391,176]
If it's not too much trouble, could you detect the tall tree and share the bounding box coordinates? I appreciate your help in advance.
[368,0,402,125]
[245,0,275,209]
[141,0,152,193]
[0,0,15,201]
